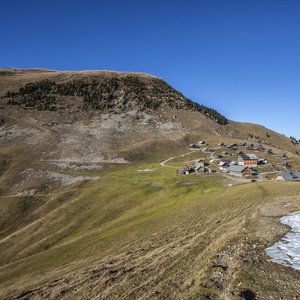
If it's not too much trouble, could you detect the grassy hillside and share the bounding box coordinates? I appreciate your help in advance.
[1,69,300,299]
[227,120,299,156]
[1,159,300,299]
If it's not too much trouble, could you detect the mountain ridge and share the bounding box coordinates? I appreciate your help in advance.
[0,68,228,125]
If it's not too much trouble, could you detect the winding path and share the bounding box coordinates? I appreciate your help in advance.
[159,151,194,168]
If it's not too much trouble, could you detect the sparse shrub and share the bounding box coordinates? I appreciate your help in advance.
[3,76,228,124]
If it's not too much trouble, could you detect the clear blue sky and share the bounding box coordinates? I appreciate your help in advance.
[1,0,300,138]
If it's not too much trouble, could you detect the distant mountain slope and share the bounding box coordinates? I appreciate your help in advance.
[0,68,227,125]
[0,68,299,164]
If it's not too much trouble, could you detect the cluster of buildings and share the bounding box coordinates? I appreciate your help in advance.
[178,152,259,177]
[189,141,274,154]
[178,140,300,182]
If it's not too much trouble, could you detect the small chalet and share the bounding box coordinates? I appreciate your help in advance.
[191,160,209,174]
[198,141,206,145]
[218,161,227,167]
[253,145,263,151]
[196,159,205,167]
[277,152,287,159]
[193,159,205,170]
[244,143,254,150]
[264,148,272,154]
[276,171,300,182]
[238,153,258,167]
[209,159,219,165]
[201,147,210,153]
[211,152,220,159]
[177,165,190,176]
[235,150,244,156]
[227,165,253,176]
[218,159,234,170]
[226,143,237,150]
[189,144,199,149]
[278,161,290,169]
[221,151,230,156]
[195,166,208,173]
[220,159,233,166]
[258,158,268,165]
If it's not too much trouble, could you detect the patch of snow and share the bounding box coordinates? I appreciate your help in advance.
[266,211,300,270]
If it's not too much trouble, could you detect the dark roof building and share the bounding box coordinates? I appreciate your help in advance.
[253,145,262,151]
[276,171,300,181]
[277,152,287,159]
[177,165,190,176]
[264,148,272,154]
[226,143,237,149]
[227,165,253,176]
[278,162,290,169]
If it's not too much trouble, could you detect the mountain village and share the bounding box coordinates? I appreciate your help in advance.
[178,140,300,182]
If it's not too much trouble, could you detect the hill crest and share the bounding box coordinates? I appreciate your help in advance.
[0,68,228,125]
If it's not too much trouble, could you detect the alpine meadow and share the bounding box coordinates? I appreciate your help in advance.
[1,68,300,300]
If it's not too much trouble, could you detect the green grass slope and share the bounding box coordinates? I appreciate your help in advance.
[1,159,300,299]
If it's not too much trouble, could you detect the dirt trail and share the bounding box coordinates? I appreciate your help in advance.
[159,151,193,168]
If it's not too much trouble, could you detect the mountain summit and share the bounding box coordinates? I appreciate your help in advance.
[1,68,227,124]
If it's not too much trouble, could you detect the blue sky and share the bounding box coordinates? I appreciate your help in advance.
[1,0,300,138]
